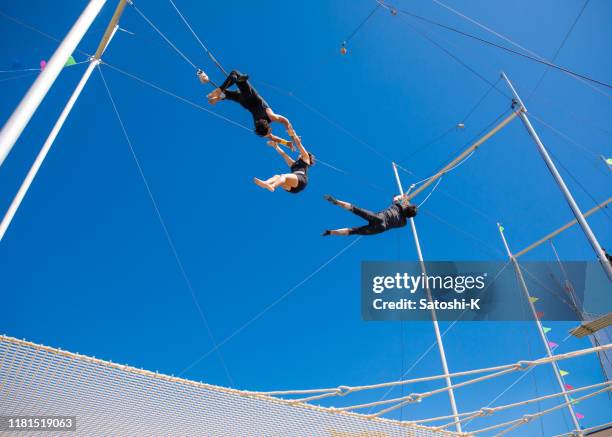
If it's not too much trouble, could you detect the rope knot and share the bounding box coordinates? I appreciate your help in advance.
[408,393,423,403]
[516,360,534,370]
[337,385,352,396]
[523,414,535,423]
[481,407,494,416]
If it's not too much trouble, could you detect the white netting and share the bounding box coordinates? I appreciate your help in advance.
[0,336,463,436]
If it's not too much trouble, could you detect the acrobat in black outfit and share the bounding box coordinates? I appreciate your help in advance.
[322,195,417,236]
[199,69,295,147]
[253,134,314,194]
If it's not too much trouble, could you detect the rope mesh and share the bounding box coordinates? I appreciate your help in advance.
[0,336,464,436]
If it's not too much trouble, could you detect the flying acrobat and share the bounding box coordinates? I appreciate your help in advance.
[322,194,417,236]
[198,69,295,149]
[253,133,314,194]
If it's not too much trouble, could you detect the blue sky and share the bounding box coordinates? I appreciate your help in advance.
[0,0,610,434]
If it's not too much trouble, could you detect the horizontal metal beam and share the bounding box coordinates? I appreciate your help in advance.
[515,197,611,258]
[406,111,518,201]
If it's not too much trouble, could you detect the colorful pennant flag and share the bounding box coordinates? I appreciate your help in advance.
[570,397,580,405]
[65,55,76,67]
[565,383,574,390]
[39,60,47,70]
[535,311,544,319]
[499,225,505,232]
[560,370,569,377]
[576,413,585,420]
[543,327,552,333]
[529,297,539,303]
[548,341,558,349]
[607,158,612,165]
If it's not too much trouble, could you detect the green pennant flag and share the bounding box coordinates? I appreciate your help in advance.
[65,55,76,67]
[529,297,539,303]
[543,327,552,333]
[570,397,580,405]
[560,370,569,377]
[499,225,505,232]
[606,158,612,165]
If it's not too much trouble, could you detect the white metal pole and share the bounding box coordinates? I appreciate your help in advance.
[0,59,99,241]
[392,162,462,433]
[0,0,128,241]
[0,0,107,167]
[496,223,582,435]
[501,72,612,282]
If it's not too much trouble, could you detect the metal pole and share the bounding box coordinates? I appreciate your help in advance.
[392,162,462,433]
[496,223,582,435]
[515,197,612,258]
[0,0,107,167]
[0,60,99,241]
[405,111,518,202]
[93,0,129,59]
[0,1,128,241]
[501,72,612,282]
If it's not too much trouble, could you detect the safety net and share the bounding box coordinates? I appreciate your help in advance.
[0,335,464,436]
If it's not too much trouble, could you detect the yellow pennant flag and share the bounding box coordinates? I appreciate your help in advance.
[560,370,569,377]
[529,297,539,303]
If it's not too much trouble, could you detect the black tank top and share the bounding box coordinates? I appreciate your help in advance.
[246,97,271,123]
[243,84,271,123]
[380,203,407,229]
[290,157,310,175]
[287,158,310,194]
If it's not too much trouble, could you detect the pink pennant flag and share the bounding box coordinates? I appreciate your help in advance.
[40,60,47,70]
[576,413,584,420]
[548,341,558,349]
[565,384,574,390]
